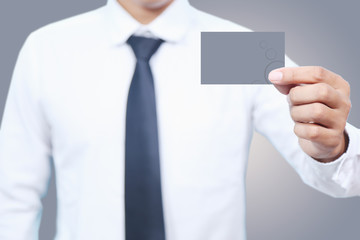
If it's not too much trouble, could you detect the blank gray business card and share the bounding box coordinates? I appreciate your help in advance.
[201,32,285,84]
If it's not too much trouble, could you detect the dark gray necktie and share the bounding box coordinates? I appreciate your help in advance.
[125,35,165,240]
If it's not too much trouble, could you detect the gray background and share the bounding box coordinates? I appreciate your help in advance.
[0,0,359,239]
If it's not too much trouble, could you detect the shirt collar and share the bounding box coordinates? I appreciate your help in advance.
[104,0,194,45]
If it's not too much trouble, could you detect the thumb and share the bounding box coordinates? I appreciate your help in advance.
[268,70,297,95]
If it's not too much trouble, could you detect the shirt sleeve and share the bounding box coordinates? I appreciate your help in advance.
[0,33,52,239]
[251,55,360,198]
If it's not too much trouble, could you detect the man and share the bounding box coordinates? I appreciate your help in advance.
[0,0,359,239]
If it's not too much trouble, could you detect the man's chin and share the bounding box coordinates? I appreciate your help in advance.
[133,0,173,9]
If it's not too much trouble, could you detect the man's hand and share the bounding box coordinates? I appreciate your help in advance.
[268,66,351,163]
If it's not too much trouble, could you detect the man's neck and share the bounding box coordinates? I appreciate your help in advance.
[117,0,174,24]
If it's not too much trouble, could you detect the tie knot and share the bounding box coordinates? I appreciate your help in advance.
[127,35,164,61]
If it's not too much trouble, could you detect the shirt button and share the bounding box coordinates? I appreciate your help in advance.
[144,31,152,38]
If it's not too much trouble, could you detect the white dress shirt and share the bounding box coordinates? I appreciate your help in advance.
[0,0,359,239]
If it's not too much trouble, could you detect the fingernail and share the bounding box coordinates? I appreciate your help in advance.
[268,71,283,83]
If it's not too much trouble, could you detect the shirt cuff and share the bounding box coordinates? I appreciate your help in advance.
[332,122,360,189]
[306,122,360,189]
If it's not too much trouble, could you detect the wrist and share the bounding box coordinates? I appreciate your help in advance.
[315,131,349,163]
